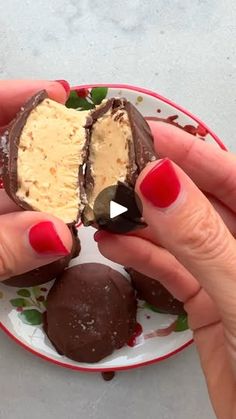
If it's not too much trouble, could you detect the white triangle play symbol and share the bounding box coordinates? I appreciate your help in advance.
[110,200,128,219]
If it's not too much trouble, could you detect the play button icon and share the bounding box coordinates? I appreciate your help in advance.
[93,183,145,234]
[110,201,127,219]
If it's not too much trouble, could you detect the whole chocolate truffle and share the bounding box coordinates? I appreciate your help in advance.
[44,263,137,363]
[3,225,81,287]
[126,268,185,315]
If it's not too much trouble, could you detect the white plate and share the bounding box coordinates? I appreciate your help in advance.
[0,84,225,373]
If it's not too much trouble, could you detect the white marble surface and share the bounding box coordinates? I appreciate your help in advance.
[0,0,235,418]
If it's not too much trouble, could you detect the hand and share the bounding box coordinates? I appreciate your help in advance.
[95,122,236,419]
[0,80,73,281]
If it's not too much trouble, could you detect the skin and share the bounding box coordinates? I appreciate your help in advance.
[96,122,236,419]
[0,80,73,279]
[1,81,236,417]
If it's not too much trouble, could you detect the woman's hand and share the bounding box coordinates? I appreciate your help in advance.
[0,80,72,281]
[95,122,236,419]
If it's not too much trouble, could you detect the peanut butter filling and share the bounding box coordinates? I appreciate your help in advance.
[87,107,132,207]
[16,98,89,223]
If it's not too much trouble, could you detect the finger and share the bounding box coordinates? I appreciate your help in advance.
[95,225,221,331]
[0,211,73,281]
[137,158,236,336]
[0,80,70,126]
[185,288,220,330]
[149,121,236,213]
[0,190,21,215]
[128,195,236,244]
[207,195,236,238]
[95,232,199,301]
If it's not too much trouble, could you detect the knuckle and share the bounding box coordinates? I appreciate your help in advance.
[178,204,229,260]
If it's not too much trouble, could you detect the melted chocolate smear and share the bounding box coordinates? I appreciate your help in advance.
[127,322,143,347]
[145,115,208,138]
[101,371,115,381]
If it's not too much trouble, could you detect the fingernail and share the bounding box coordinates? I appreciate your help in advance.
[140,159,181,208]
[94,230,110,242]
[29,221,69,256]
[55,80,71,97]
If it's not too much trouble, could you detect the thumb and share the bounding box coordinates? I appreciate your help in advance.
[0,211,73,281]
[137,158,236,332]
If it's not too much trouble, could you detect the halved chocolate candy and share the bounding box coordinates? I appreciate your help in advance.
[1,91,156,230]
[81,98,156,227]
[1,90,89,224]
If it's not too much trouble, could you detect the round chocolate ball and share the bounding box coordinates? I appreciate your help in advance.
[44,263,137,363]
[126,268,185,315]
[3,225,81,287]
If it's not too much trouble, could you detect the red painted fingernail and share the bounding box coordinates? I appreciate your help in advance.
[55,80,71,97]
[94,230,110,242]
[140,159,180,208]
[29,221,69,256]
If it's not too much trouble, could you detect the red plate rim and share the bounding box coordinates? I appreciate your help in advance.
[73,83,227,151]
[0,83,225,373]
[0,322,194,373]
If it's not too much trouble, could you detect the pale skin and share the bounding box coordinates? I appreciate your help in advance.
[1,81,236,418]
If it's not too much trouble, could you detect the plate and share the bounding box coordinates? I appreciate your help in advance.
[0,84,225,373]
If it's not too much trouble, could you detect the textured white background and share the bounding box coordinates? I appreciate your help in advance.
[0,0,235,418]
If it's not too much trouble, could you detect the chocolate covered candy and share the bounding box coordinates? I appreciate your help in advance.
[1,91,155,230]
[126,268,185,315]
[1,91,89,224]
[44,263,137,363]
[3,225,81,287]
[81,97,156,226]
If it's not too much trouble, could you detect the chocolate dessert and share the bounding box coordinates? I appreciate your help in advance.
[126,268,185,315]
[3,225,81,287]
[1,91,155,230]
[44,263,137,363]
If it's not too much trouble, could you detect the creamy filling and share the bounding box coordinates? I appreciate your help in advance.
[16,99,89,223]
[87,108,131,207]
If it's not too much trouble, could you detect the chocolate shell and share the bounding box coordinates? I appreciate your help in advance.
[3,225,81,287]
[44,263,137,363]
[1,91,48,209]
[126,268,185,315]
[1,92,155,231]
[81,98,156,228]
[1,90,89,224]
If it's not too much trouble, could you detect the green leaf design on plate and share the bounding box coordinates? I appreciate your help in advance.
[91,87,108,105]
[175,314,189,332]
[0,291,3,299]
[10,298,31,308]
[143,302,169,314]
[17,289,31,298]
[19,309,43,325]
[66,91,94,110]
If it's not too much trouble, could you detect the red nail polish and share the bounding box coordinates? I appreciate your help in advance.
[140,159,180,208]
[94,230,110,242]
[55,80,71,96]
[29,221,69,256]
